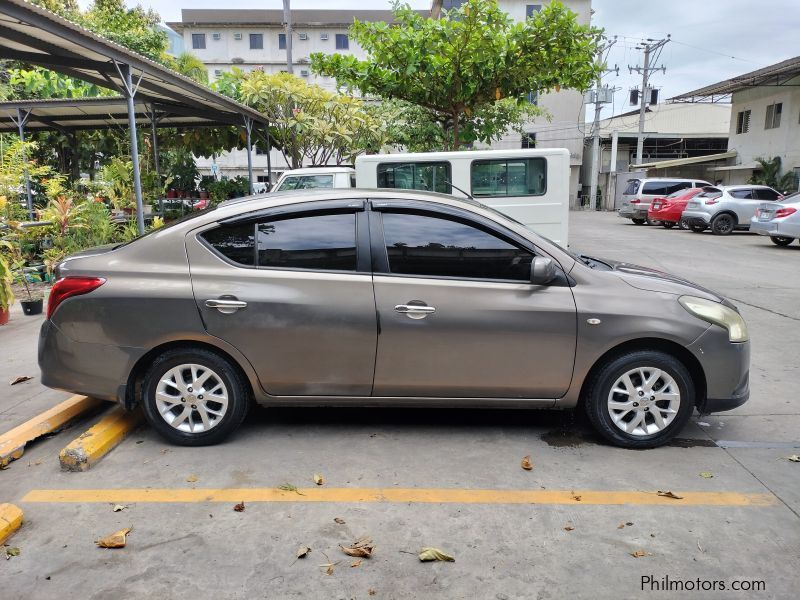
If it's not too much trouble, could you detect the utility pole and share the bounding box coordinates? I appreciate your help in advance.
[587,37,617,211]
[629,36,669,165]
[283,0,293,74]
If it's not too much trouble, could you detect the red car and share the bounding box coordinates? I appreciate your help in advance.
[648,187,706,229]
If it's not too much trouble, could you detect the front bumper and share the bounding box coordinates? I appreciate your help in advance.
[686,326,750,414]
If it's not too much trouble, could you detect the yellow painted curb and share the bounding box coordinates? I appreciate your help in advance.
[0,503,24,544]
[0,395,103,467]
[59,406,142,472]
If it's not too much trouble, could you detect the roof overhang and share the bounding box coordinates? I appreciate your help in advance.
[631,150,737,171]
[707,161,761,172]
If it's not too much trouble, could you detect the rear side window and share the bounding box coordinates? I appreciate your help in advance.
[642,181,691,195]
[377,162,452,194]
[277,175,334,191]
[201,223,256,266]
[623,179,640,195]
[381,212,533,281]
[471,158,546,197]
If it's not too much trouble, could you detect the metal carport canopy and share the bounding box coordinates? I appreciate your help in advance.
[630,150,737,171]
[0,0,269,233]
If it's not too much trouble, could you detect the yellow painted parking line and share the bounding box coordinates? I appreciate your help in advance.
[0,395,104,466]
[0,503,24,544]
[21,488,776,507]
[59,406,143,471]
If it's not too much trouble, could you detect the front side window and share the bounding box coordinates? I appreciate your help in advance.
[730,189,753,199]
[381,212,533,281]
[257,213,357,271]
[192,33,206,49]
[754,188,781,200]
[250,33,263,49]
[376,162,452,194]
[276,174,334,191]
[201,223,255,266]
[471,158,546,197]
[335,34,349,49]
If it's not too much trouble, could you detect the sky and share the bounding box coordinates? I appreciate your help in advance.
[80,0,800,120]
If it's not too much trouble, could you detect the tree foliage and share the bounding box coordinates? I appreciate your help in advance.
[312,0,602,149]
[749,156,797,193]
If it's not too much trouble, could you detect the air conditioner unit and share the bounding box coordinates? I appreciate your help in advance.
[231,57,245,64]
[214,70,222,76]
[320,32,329,40]
[298,32,308,40]
[300,69,309,77]
[212,32,221,40]
[233,33,242,40]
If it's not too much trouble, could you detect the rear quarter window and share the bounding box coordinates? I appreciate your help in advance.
[623,180,640,195]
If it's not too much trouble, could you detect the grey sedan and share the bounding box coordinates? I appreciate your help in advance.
[39,190,750,448]
[750,193,800,246]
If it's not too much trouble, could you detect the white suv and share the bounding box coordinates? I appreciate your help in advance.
[618,178,710,224]
[682,185,784,235]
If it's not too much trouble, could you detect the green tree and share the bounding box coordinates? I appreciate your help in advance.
[311,0,602,150]
[172,52,210,85]
[80,0,168,62]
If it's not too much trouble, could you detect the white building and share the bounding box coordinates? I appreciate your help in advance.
[168,1,591,200]
[670,56,800,186]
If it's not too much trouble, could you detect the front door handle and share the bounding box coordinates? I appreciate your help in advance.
[205,298,248,314]
[394,302,436,319]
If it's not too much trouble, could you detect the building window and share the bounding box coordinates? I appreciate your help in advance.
[442,1,466,9]
[249,33,263,50]
[765,102,782,129]
[191,33,206,50]
[526,91,538,105]
[335,34,349,50]
[521,133,536,149]
[278,33,286,50]
[526,5,542,17]
[736,109,750,134]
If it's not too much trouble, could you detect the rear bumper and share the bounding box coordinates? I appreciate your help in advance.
[682,209,712,227]
[686,326,750,414]
[648,208,681,222]
[750,218,799,238]
[618,205,649,219]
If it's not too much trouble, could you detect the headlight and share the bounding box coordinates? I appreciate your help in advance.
[679,296,748,342]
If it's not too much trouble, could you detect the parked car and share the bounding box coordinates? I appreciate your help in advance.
[272,167,355,192]
[39,189,750,449]
[750,192,800,246]
[648,187,706,229]
[618,178,711,225]
[682,185,784,235]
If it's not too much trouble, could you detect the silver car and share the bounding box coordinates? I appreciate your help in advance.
[750,193,800,246]
[682,185,783,235]
[39,189,750,449]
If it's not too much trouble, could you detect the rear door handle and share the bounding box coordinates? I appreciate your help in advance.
[205,298,248,314]
[394,303,436,319]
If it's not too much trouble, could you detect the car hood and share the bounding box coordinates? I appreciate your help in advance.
[590,257,728,304]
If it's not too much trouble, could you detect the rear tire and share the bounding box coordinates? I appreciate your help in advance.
[770,236,795,246]
[689,223,706,233]
[584,350,695,449]
[631,218,646,225]
[142,348,250,446]
[662,221,675,229]
[711,213,736,235]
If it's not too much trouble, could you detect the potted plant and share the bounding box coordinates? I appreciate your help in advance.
[0,240,14,325]
[8,243,43,316]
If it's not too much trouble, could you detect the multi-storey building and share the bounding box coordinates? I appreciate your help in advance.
[167,1,591,202]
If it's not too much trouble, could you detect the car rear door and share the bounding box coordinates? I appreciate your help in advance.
[368,200,577,400]
[185,200,377,396]
[728,188,758,223]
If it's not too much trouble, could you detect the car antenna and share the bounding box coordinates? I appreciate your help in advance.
[444,180,474,200]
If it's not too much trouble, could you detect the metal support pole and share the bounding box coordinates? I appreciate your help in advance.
[635,47,650,166]
[121,64,145,235]
[149,105,161,180]
[588,97,603,211]
[608,130,619,210]
[264,126,272,190]
[283,0,294,74]
[244,117,254,195]
[14,108,34,220]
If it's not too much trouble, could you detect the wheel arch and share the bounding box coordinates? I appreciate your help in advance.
[712,210,739,225]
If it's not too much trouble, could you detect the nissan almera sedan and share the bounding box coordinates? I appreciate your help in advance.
[39,189,750,449]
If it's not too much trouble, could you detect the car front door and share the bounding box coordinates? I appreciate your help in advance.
[186,200,377,396]
[728,188,759,223]
[369,201,577,400]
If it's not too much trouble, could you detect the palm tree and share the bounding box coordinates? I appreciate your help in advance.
[749,156,797,193]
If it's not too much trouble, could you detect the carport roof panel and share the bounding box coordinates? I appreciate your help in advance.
[630,150,737,171]
[0,0,267,124]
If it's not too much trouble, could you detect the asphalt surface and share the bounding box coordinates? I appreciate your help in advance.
[1,211,798,599]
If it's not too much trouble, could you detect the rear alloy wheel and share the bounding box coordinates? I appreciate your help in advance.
[662,221,675,229]
[584,350,695,449]
[770,236,795,246]
[711,213,735,235]
[631,218,646,225]
[678,217,689,230]
[142,348,250,446]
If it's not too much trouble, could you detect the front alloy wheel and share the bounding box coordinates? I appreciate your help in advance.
[607,368,681,436]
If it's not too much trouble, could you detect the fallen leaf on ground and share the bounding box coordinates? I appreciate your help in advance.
[699,472,714,478]
[572,494,582,502]
[563,525,575,532]
[368,590,376,596]
[319,562,336,575]
[112,504,127,512]
[5,547,20,559]
[297,546,311,559]
[521,455,533,471]
[160,448,170,454]
[334,517,346,524]
[186,474,198,483]
[233,502,245,512]
[340,538,374,558]
[630,550,651,558]
[9,376,32,385]
[626,522,633,526]
[351,559,362,567]
[95,527,132,549]
[657,490,683,499]
[785,454,800,462]
[617,523,625,529]
[418,547,455,562]
[313,473,325,486]
[278,483,305,496]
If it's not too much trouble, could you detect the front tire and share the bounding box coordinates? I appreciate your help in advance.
[711,213,735,235]
[142,348,250,446]
[770,236,795,246]
[584,350,695,449]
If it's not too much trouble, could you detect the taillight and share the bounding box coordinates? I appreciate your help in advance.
[775,207,797,218]
[705,199,719,205]
[47,277,106,319]
[630,199,640,204]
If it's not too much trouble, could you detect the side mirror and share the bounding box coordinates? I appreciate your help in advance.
[530,256,556,285]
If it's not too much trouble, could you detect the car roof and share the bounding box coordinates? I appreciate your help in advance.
[719,184,774,190]
[278,167,355,176]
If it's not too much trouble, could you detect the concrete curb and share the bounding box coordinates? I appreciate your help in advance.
[0,395,103,467]
[59,406,143,472]
[0,503,23,544]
